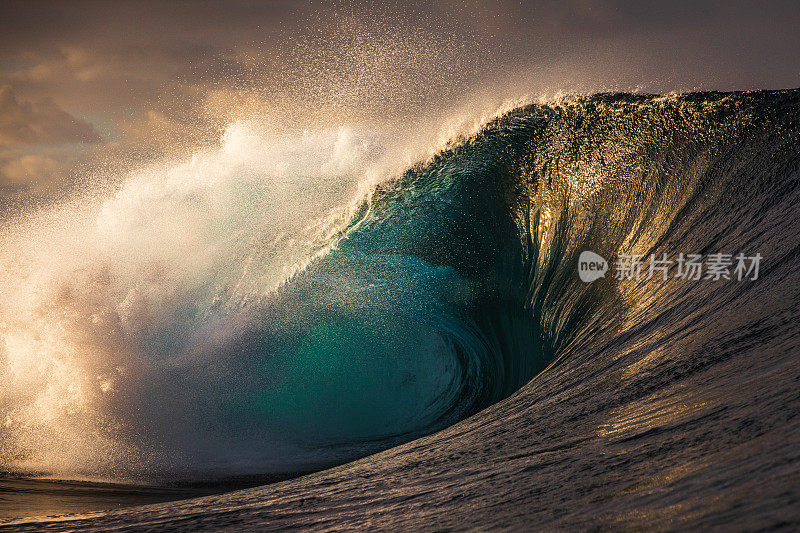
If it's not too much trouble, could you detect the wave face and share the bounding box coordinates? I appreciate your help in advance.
[3,89,800,529]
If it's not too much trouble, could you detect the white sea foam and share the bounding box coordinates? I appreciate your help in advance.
[0,122,391,479]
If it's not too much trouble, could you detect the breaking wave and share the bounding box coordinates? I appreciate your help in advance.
[2,88,800,530]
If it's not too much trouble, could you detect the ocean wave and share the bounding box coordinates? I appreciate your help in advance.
[2,88,800,529]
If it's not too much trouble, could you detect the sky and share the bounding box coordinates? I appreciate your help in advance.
[1,0,799,206]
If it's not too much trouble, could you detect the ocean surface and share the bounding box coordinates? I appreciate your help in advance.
[1,89,799,530]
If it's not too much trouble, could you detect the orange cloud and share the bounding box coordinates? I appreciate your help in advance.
[1,153,59,184]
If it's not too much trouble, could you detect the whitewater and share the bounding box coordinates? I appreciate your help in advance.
[1,88,799,530]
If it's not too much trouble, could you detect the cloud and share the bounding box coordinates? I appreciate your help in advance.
[1,153,59,184]
[0,85,101,146]
[0,150,72,200]
[0,0,798,207]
